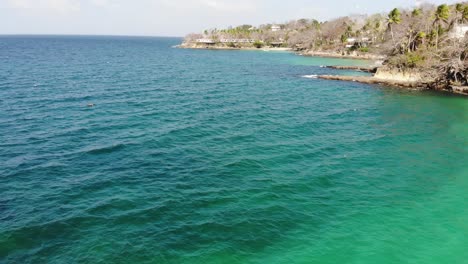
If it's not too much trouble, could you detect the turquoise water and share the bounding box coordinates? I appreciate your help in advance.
[0,36,467,264]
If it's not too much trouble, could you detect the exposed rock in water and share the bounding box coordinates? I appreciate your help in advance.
[450,86,468,94]
[317,75,427,89]
[374,68,427,83]
[317,67,468,95]
[326,66,378,73]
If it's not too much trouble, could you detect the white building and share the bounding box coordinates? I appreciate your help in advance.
[196,39,216,44]
[271,25,281,32]
[220,39,255,43]
[449,24,468,39]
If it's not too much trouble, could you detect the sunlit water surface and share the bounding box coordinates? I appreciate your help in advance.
[0,36,467,264]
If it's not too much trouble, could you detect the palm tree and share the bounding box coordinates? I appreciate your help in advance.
[407,9,422,52]
[412,8,422,18]
[433,4,450,50]
[345,25,353,37]
[310,20,321,35]
[374,20,382,42]
[446,3,465,31]
[387,8,402,45]
[417,31,427,47]
[455,4,464,23]
[463,5,468,23]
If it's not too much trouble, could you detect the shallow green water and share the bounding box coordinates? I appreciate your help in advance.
[0,36,467,264]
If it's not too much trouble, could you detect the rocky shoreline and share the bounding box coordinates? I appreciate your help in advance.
[319,66,468,95]
[317,75,427,89]
[176,43,292,51]
[299,50,385,61]
[325,65,378,73]
[178,44,381,60]
[178,42,467,96]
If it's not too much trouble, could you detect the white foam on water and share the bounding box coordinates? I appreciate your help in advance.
[302,75,318,79]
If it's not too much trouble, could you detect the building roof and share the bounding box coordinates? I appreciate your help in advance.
[449,24,468,39]
[196,39,216,44]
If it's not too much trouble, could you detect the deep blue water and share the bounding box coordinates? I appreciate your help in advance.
[0,36,467,264]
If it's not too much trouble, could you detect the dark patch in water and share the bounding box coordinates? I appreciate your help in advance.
[86,144,125,155]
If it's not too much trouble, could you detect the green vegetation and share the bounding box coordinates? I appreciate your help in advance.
[433,4,450,49]
[358,47,370,53]
[253,40,264,49]
[464,5,468,22]
[388,52,426,69]
[412,8,422,17]
[387,8,402,44]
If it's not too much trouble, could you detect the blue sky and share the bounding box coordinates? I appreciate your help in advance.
[0,0,462,36]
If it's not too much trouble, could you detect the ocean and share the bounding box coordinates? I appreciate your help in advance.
[1,36,467,264]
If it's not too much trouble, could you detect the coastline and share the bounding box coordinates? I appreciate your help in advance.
[177,43,382,61]
[317,75,426,89]
[175,44,292,52]
[299,50,385,61]
[317,68,468,96]
[177,42,467,96]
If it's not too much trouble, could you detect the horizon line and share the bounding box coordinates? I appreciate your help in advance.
[0,33,184,38]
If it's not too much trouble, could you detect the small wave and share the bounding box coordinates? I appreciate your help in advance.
[224,158,266,172]
[302,75,318,79]
[86,144,125,155]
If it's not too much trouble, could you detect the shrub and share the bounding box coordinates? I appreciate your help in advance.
[387,52,425,68]
[358,47,369,53]
[406,53,424,68]
[253,40,264,48]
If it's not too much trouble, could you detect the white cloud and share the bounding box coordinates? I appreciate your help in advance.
[200,0,255,12]
[6,0,35,9]
[157,0,256,13]
[89,0,110,7]
[3,0,462,36]
[7,0,81,14]
[47,0,80,13]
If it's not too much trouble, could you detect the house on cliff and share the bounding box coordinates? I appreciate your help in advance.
[449,24,468,39]
[196,39,216,45]
[271,25,281,32]
[345,37,371,49]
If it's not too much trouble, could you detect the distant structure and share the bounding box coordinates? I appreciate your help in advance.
[270,41,284,47]
[449,24,468,39]
[220,39,255,43]
[345,37,371,49]
[345,38,356,48]
[196,39,216,44]
[271,25,281,32]
[361,37,370,42]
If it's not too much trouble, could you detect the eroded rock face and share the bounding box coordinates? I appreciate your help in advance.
[374,68,424,82]
[317,75,424,88]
